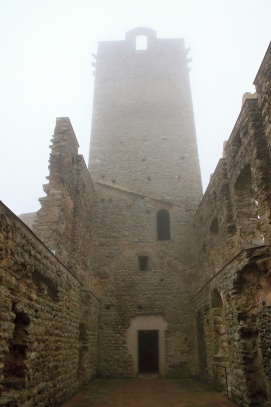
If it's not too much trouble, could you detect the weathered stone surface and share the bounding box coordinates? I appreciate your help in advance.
[18,213,37,230]
[0,202,99,406]
[33,117,94,287]
[194,247,271,405]
[194,42,271,406]
[90,183,199,377]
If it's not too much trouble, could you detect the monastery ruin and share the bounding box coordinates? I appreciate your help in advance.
[1,27,271,406]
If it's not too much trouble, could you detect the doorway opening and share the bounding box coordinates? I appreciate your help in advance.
[138,330,159,373]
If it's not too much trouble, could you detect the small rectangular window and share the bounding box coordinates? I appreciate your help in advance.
[136,35,147,50]
[138,256,149,271]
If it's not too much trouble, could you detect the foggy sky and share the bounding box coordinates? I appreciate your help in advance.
[1,0,270,215]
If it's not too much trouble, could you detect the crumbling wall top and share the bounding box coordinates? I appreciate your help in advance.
[253,41,271,85]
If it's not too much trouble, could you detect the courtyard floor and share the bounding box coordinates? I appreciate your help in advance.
[61,377,238,407]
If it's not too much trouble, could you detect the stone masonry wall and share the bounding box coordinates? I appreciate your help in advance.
[194,42,271,406]
[194,159,235,286]
[254,43,271,153]
[90,182,198,378]
[195,97,271,290]
[34,118,94,287]
[225,99,271,247]
[194,246,271,406]
[0,202,99,406]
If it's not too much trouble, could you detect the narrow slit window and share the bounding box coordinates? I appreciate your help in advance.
[138,256,149,271]
[157,209,170,240]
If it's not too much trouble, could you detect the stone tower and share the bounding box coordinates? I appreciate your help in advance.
[88,28,203,378]
[89,27,202,204]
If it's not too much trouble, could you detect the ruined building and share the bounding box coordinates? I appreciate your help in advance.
[1,27,271,407]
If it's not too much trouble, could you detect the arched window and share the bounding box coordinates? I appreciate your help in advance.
[4,310,30,389]
[211,289,228,360]
[234,164,262,246]
[157,209,170,240]
[210,218,219,235]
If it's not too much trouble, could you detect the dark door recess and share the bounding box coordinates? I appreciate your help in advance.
[138,330,159,373]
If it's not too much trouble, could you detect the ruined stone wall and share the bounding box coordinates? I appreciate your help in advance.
[194,247,271,406]
[90,182,198,378]
[194,42,271,406]
[0,202,99,406]
[225,99,271,247]
[34,118,94,287]
[194,159,235,286]
[195,97,271,289]
[254,43,271,153]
